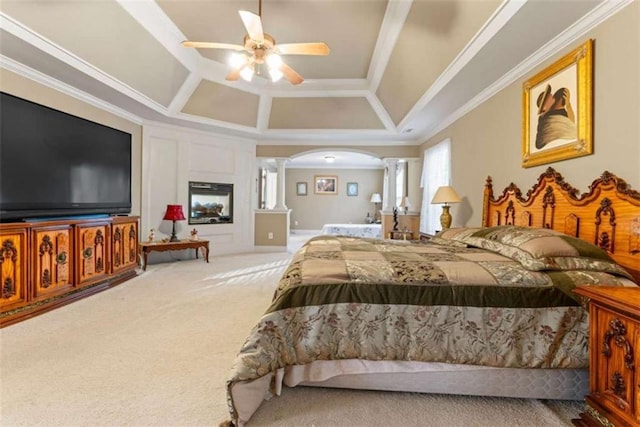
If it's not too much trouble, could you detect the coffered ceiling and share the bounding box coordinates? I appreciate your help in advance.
[0,0,625,146]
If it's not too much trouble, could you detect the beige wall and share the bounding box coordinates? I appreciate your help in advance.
[286,168,385,230]
[255,211,289,246]
[0,68,143,216]
[420,2,640,228]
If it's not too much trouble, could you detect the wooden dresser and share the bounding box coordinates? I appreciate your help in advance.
[572,286,640,427]
[0,216,139,327]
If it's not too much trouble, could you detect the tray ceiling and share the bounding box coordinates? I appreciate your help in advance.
[0,0,622,145]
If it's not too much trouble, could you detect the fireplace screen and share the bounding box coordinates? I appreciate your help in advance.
[188,182,233,224]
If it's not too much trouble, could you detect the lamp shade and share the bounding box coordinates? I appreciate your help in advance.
[431,186,462,205]
[370,193,382,203]
[399,197,411,209]
[163,204,186,221]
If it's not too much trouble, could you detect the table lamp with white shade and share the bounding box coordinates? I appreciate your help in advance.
[398,196,412,232]
[370,193,382,222]
[430,186,462,230]
[399,196,411,214]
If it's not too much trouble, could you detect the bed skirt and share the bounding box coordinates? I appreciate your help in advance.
[229,359,588,426]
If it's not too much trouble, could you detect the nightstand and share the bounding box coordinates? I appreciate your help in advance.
[572,286,640,427]
[388,230,414,240]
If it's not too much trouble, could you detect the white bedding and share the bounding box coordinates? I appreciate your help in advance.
[320,223,381,238]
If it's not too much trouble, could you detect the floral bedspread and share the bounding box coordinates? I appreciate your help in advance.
[226,235,634,424]
[320,223,382,238]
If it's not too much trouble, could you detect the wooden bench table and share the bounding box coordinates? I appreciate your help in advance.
[139,239,209,271]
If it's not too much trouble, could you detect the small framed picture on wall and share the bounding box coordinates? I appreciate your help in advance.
[296,182,307,196]
[346,182,358,196]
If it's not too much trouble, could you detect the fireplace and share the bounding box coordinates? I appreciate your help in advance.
[188,182,233,224]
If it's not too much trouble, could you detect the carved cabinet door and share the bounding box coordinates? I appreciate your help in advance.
[32,225,73,301]
[111,219,138,273]
[592,306,638,424]
[75,222,110,286]
[636,330,640,426]
[0,227,28,311]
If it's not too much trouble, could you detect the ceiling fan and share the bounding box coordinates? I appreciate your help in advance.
[181,0,330,85]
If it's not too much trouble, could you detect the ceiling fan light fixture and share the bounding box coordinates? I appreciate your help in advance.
[266,54,284,82]
[239,65,254,82]
[266,53,282,68]
[181,0,329,85]
[269,68,283,82]
[229,52,248,69]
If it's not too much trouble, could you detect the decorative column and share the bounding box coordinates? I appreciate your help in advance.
[273,158,288,211]
[383,158,399,212]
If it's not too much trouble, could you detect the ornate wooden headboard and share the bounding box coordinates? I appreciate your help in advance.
[482,167,640,282]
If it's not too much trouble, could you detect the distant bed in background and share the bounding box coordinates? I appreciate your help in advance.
[320,223,382,239]
[225,168,640,426]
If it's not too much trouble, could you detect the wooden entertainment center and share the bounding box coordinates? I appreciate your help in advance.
[0,216,139,327]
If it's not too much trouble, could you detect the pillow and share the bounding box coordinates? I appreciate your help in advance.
[440,225,632,278]
[436,227,482,241]
[427,235,469,248]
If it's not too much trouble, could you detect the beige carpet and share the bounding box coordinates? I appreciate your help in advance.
[1,234,583,426]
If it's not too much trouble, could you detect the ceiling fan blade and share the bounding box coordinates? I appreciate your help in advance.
[238,10,264,42]
[280,62,304,85]
[225,69,241,81]
[276,42,330,56]
[182,41,246,51]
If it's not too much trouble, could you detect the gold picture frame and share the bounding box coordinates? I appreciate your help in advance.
[522,39,593,168]
[314,175,338,195]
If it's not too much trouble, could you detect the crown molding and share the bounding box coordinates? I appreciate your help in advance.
[421,0,634,142]
[167,72,202,116]
[367,0,413,92]
[398,0,526,131]
[142,119,257,146]
[1,55,143,125]
[256,130,414,145]
[257,95,273,133]
[0,12,169,116]
[115,0,201,73]
[366,93,397,131]
[174,112,261,135]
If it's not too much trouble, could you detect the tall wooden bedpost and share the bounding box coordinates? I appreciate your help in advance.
[482,176,494,227]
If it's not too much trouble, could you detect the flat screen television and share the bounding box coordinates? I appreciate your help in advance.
[0,92,132,222]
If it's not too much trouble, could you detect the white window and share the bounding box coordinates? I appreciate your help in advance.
[420,138,452,234]
[381,160,407,210]
[259,167,277,209]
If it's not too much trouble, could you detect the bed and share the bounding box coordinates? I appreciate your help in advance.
[225,168,640,426]
[320,223,382,239]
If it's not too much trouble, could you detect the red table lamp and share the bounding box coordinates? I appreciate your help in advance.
[163,204,186,242]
